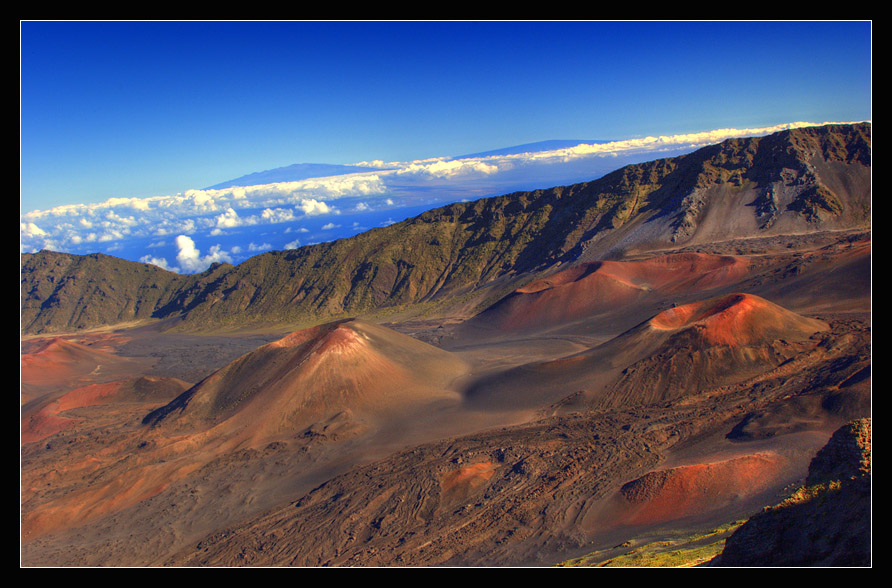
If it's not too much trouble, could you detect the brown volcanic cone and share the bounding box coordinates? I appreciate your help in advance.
[469,253,751,333]
[23,320,469,542]
[464,293,829,411]
[143,319,469,443]
[22,337,119,386]
[646,292,829,346]
[21,337,151,404]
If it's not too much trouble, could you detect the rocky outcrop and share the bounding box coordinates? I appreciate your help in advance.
[715,418,871,566]
[806,418,871,486]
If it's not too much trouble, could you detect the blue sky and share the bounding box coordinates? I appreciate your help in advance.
[21,21,871,272]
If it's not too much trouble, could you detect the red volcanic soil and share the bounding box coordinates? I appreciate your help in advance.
[610,453,788,528]
[471,253,750,332]
[21,410,74,447]
[143,319,469,445]
[21,336,153,404]
[463,293,829,412]
[440,462,499,507]
[22,457,204,541]
[22,338,118,387]
[22,380,125,445]
[596,293,830,408]
[22,319,470,542]
[21,377,190,446]
[647,292,829,346]
[21,375,193,539]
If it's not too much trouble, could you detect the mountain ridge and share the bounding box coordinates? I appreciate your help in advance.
[452,138,610,159]
[20,124,871,568]
[206,139,613,191]
[21,123,870,336]
[205,163,388,190]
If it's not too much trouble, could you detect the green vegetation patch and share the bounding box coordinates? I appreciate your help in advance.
[557,520,746,568]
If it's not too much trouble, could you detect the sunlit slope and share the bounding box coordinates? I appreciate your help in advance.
[143,319,469,442]
[22,376,189,445]
[466,252,751,333]
[464,293,829,410]
[21,319,470,542]
[20,336,153,404]
[21,123,870,335]
[20,251,186,335]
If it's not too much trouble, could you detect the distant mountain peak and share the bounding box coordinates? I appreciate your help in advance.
[205,162,387,190]
[206,140,615,190]
[21,123,871,336]
[452,139,611,160]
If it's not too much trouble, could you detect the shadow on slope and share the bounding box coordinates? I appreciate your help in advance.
[461,252,752,336]
[462,293,829,412]
[22,319,473,543]
[143,318,470,444]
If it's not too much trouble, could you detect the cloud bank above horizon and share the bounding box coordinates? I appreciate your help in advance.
[21,121,861,273]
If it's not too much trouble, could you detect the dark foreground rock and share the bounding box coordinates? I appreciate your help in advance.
[714,418,871,567]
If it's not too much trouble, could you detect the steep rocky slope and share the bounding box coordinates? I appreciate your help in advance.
[21,123,870,336]
[20,251,186,335]
[714,418,871,566]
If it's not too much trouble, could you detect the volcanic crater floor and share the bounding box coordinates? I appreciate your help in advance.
[21,235,871,567]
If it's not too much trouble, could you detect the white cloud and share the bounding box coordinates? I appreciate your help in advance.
[21,222,47,238]
[98,229,125,242]
[214,207,242,229]
[351,159,398,169]
[166,173,386,211]
[320,222,340,230]
[288,174,387,198]
[297,198,334,216]
[20,173,356,251]
[103,210,139,227]
[395,158,500,178]
[175,235,232,273]
[21,120,860,264]
[104,196,153,211]
[139,254,173,271]
[284,238,301,250]
[260,207,295,223]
